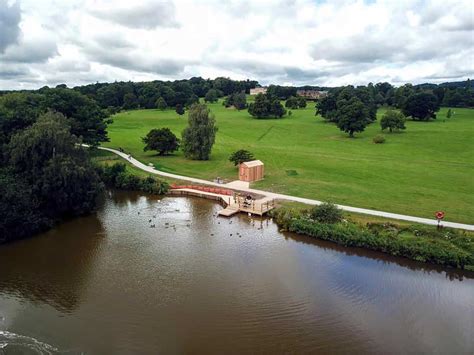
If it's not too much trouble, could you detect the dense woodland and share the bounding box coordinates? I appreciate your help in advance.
[0,77,473,243]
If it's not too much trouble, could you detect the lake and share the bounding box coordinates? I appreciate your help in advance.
[1,191,473,354]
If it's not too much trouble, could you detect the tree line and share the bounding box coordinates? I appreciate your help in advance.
[0,85,111,243]
[314,80,471,137]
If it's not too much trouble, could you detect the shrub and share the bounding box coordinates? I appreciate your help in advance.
[373,134,386,144]
[270,206,474,270]
[310,202,343,224]
[97,163,169,195]
[229,149,254,166]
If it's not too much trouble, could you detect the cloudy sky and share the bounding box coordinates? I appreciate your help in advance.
[0,0,473,90]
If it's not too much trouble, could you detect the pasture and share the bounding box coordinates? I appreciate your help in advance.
[103,102,474,223]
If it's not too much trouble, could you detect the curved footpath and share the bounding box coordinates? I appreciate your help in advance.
[97,146,474,231]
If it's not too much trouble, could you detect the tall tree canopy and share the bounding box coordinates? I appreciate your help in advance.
[6,111,103,220]
[223,92,247,110]
[142,128,180,155]
[402,92,440,120]
[204,89,220,103]
[181,104,218,160]
[381,110,406,132]
[248,93,286,118]
[335,97,370,137]
[42,88,111,145]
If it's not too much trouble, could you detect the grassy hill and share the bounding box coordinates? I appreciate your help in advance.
[103,101,474,223]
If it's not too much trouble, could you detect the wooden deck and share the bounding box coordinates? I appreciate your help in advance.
[218,196,275,217]
[168,188,275,217]
[218,206,240,217]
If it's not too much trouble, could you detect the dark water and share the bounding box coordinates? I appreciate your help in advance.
[0,191,473,354]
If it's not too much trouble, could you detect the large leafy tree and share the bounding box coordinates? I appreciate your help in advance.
[42,88,111,146]
[123,92,139,109]
[181,104,218,160]
[204,89,219,103]
[175,104,185,115]
[155,97,167,110]
[0,169,50,243]
[285,96,299,109]
[402,92,440,120]
[142,128,180,155]
[0,93,44,146]
[316,94,338,121]
[248,93,286,118]
[7,111,103,219]
[223,92,247,110]
[229,149,254,166]
[335,97,370,137]
[381,110,406,132]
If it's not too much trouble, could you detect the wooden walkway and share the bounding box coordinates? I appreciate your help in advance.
[168,188,275,217]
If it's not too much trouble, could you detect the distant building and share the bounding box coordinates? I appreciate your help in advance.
[250,87,267,95]
[296,89,328,100]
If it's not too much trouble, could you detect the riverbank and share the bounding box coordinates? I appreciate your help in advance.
[269,204,474,271]
[92,146,474,231]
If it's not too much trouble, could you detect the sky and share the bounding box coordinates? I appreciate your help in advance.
[0,0,473,90]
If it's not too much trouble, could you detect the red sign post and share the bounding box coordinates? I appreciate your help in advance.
[435,211,445,229]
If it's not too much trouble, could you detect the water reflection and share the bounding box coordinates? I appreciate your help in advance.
[284,233,474,282]
[0,214,106,313]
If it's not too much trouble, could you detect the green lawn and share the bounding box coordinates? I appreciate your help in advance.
[103,101,474,224]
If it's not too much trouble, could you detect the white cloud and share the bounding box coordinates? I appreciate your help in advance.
[0,0,473,89]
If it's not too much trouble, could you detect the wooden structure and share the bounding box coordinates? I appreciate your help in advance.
[168,186,275,217]
[218,196,275,217]
[239,160,264,182]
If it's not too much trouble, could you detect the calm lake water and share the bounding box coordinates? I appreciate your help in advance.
[0,191,473,354]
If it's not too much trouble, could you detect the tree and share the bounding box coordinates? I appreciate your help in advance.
[335,97,370,137]
[123,92,139,109]
[181,104,218,160]
[446,108,452,119]
[175,104,185,115]
[42,88,111,146]
[223,92,247,110]
[380,110,406,132]
[316,94,338,121]
[204,89,219,103]
[402,92,440,120]
[297,96,307,108]
[155,97,167,110]
[248,93,286,118]
[286,96,307,109]
[0,92,44,146]
[7,111,103,219]
[285,96,299,109]
[142,128,180,155]
[229,150,254,166]
[271,99,286,117]
[0,169,50,243]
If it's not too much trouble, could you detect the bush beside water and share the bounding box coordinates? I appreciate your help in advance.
[270,205,474,270]
[97,163,169,195]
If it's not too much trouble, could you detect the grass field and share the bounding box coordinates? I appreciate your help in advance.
[103,101,474,223]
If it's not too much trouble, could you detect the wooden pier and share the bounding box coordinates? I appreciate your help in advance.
[218,196,275,217]
[168,188,275,217]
